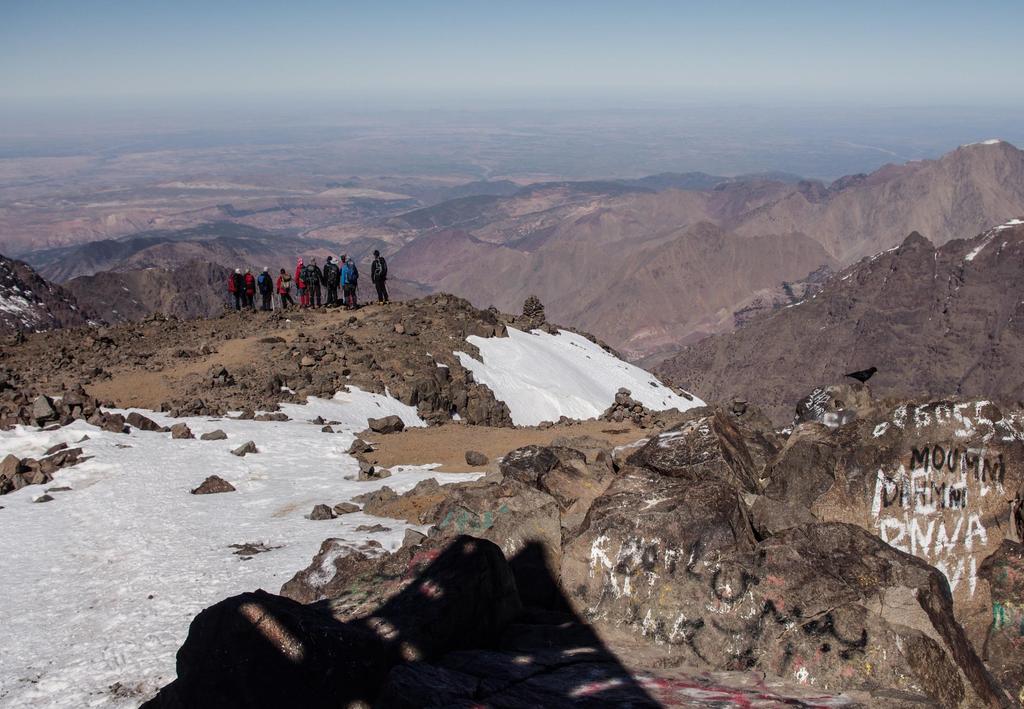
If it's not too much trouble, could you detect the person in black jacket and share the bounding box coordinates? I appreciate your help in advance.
[370,250,389,304]
[322,256,340,306]
[307,258,323,308]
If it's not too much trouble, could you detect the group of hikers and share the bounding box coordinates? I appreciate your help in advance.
[227,250,390,311]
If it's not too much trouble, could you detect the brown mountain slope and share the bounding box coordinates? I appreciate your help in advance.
[732,140,1024,261]
[395,221,836,359]
[656,219,1024,423]
[65,260,234,323]
[0,254,94,336]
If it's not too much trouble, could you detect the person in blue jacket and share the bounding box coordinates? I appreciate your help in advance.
[340,254,359,310]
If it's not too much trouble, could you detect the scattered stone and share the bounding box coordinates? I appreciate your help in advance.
[393,323,406,334]
[333,502,359,515]
[0,453,20,478]
[355,523,391,533]
[231,441,258,457]
[33,494,54,503]
[229,542,282,558]
[44,442,69,456]
[464,450,489,466]
[299,356,317,368]
[200,429,227,441]
[169,422,194,439]
[321,425,334,433]
[46,486,73,493]
[357,460,391,481]
[367,415,404,434]
[253,412,289,422]
[307,504,336,520]
[191,476,236,494]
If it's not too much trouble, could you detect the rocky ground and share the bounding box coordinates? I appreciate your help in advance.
[0,294,550,426]
[146,383,1024,707]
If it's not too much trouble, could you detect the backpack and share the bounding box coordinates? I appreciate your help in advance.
[302,265,315,284]
[323,262,340,285]
[373,256,388,281]
[257,273,271,292]
[349,262,359,284]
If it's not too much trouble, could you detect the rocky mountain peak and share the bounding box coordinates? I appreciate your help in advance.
[0,254,94,336]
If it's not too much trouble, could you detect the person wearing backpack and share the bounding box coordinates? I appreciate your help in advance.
[370,249,389,304]
[276,268,295,309]
[295,258,307,307]
[256,267,274,311]
[228,269,244,310]
[243,269,257,309]
[308,257,324,308]
[322,256,341,306]
[341,254,359,309]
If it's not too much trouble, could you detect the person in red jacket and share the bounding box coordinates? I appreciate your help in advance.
[228,268,244,310]
[276,268,295,309]
[243,269,256,309]
[295,258,308,307]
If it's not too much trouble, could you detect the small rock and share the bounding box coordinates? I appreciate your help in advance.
[254,412,290,422]
[231,441,258,456]
[46,486,73,493]
[200,430,228,441]
[33,494,54,503]
[0,454,21,478]
[191,476,236,494]
[170,423,194,439]
[307,504,336,520]
[348,438,374,455]
[333,502,360,515]
[32,395,57,424]
[402,529,427,547]
[464,450,489,466]
[44,442,69,456]
[368,415,405,434]
[393,323,406,334]
[126,412,163,432]
[321,425,334,433]
[299,356,317,368]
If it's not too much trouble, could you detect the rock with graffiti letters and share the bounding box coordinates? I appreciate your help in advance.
[563,494,1010,707]
[766,400,1024,645]
[794,382,877,429]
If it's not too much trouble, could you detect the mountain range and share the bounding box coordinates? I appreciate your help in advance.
[11,140,1024,360]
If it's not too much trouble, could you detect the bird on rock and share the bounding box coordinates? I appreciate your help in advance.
[845,366,877,384]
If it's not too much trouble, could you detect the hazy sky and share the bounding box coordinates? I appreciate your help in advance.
[3,0,1023,104]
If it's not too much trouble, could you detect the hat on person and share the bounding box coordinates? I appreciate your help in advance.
[373,249,380,257]
[263,266,269,272]
[235,268,241,274]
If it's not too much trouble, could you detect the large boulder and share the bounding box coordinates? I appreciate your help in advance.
[765,400,1024,642]
[368,415,405,434]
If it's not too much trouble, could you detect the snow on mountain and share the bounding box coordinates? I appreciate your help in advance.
[0,253,94,335]
[456,328,703,426]
[0,388,474,708]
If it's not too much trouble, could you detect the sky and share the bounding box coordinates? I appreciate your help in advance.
[2,0,1023,105]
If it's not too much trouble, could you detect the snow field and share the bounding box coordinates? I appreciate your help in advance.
[0,388,479,708]
[456,327,704,426]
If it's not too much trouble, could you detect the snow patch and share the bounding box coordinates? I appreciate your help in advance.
[456,328,703,426]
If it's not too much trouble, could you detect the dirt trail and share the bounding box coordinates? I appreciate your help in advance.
[363,420,647,472]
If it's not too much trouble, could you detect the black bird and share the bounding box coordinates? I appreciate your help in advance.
[845,366,877,384]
